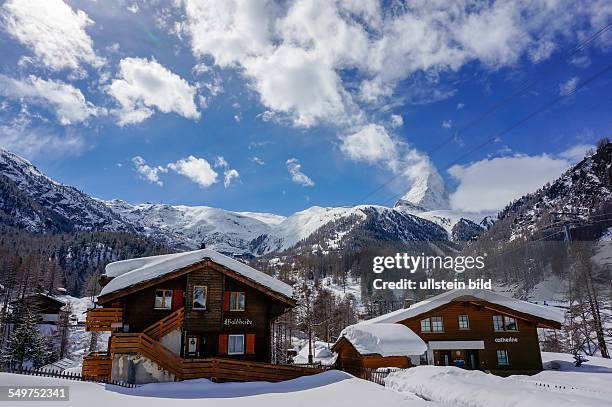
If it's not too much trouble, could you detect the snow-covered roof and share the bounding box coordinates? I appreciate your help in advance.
[99,249,293,299]
[337,323,427,357]
[361,289,565,325]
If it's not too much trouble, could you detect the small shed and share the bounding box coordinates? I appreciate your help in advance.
[332,323,427,371]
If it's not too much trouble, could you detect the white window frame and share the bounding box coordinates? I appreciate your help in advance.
[431,316,444,332]
[458,314,470,330]
[229,291,246,311]
[420,318,431,332]
[228,334,245,355]
[493,315,504,331]
[154,289,173,310]
[496,349,509,365]
[504,316,518,331]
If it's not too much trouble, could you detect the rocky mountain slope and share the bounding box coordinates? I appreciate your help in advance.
[0,148,139,234]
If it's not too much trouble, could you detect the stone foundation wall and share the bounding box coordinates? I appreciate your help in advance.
[110,354,176,384]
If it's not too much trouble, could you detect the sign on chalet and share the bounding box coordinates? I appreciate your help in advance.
[333,289,564,375]
[83,249,323,384]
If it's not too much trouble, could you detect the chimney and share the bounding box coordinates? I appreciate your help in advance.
[200,241,206,250]
[404,298,414,309]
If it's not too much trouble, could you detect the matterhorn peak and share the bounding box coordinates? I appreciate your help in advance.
[395,167,450,211]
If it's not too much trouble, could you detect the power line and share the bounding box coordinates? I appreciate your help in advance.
[379,61,612,207]
[351,22,612,206]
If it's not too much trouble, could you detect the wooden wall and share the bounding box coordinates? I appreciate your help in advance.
[400,301,543,372]
[334,339,411,369]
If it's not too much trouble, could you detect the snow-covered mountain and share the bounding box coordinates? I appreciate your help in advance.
[106,200,284,253]
[0,148,139,233]
[395,167,450,211]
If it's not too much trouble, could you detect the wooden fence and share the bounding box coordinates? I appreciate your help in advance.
[339,366,400,386]
[2,366,136,388]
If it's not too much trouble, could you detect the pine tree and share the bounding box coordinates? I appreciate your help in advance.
[1,307,54,369]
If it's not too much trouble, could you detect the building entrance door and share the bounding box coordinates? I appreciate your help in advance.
[466,350,479,370]
[186,335,199,357]
[439,351,452,366]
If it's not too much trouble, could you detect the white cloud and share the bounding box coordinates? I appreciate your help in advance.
[559,76,579,96]
[0,114,85,158]
[340,124,397,165]
[167,155,218,187]
[286,158,314,187]
[558,143,594,162]
[180,0,599,130]
[448,153,576,212]
[131,156,167,186]
[108,57,200,125]
[457,102,465,109]
[0,74,103,125]
[442,119,453,129]
[0,0,103,72]
[251,156,265,165]
[390,114,403,128]
[213,155,240,187]
[223,169,239,188]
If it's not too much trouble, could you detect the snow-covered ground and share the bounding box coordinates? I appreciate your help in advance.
[293,341,337,365]
[386,352,612,406]
[0,370,432,407]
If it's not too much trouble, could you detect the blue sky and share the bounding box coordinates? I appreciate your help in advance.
[0,0,611,215]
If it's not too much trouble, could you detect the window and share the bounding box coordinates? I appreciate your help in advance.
[431,316,444,332]
[493,315,519,331]
[458,315,470,330]
[193,286,207,310]
[496,350,509,365]
[229,292,245,311]
[493,315,504,331]
[420,318,431,332]
[154,289,172,310]
[504,316,518,331]
[228,334,245,355]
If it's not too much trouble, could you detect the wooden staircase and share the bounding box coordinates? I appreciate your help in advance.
[143,306,185,340]
[108,332,325,382]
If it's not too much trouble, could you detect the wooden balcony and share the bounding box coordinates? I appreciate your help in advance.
[85,307,123,331]
[82,352,112,380]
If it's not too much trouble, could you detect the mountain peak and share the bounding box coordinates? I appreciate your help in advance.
[395,168,450,211]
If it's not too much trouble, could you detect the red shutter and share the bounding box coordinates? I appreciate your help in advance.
[172,290,184,310]
[223,292,231,311]
[246,334,255,355]
[218,334,228,355]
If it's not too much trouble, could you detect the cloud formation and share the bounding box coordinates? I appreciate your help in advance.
[448,149,586,212]
[0,74,103,125]
[0,0,103,72]
[168,155,218,188]
[214,156,240,188]
[286,158,315,187]
[108,57,200,125]
[131,156,167,186]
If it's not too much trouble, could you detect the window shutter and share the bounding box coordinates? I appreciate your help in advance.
[223,292,230,311]
[172,289,184,310]
[246,334,255,355]
[218,334,228,355]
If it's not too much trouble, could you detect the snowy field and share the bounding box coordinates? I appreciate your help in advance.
[386,352,612,406]
[2,351,610,406]
[0,370,431,407]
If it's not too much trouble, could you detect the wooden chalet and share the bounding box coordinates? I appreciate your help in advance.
[11,293,66,323]
[83,249,324,384]
[333,289,564,376]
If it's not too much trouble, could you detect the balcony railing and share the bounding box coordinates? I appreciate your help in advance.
[85,307,123,331]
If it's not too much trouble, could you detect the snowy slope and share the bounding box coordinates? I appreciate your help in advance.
[106,200,284,253]
[0,148,139,233]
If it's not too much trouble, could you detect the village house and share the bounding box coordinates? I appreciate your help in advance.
[11,293,66,323]
[333,289,564,375]
[82,249,323,384]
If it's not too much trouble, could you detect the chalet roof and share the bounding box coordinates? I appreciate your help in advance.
[334,323,427,357]
[361,289,565,325]
[11,293,66,307]
[99,248,293,299]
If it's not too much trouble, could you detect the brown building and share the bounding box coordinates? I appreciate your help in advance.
[83,249,323,384]
[333,289,564,375]
[11,293,66,323]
